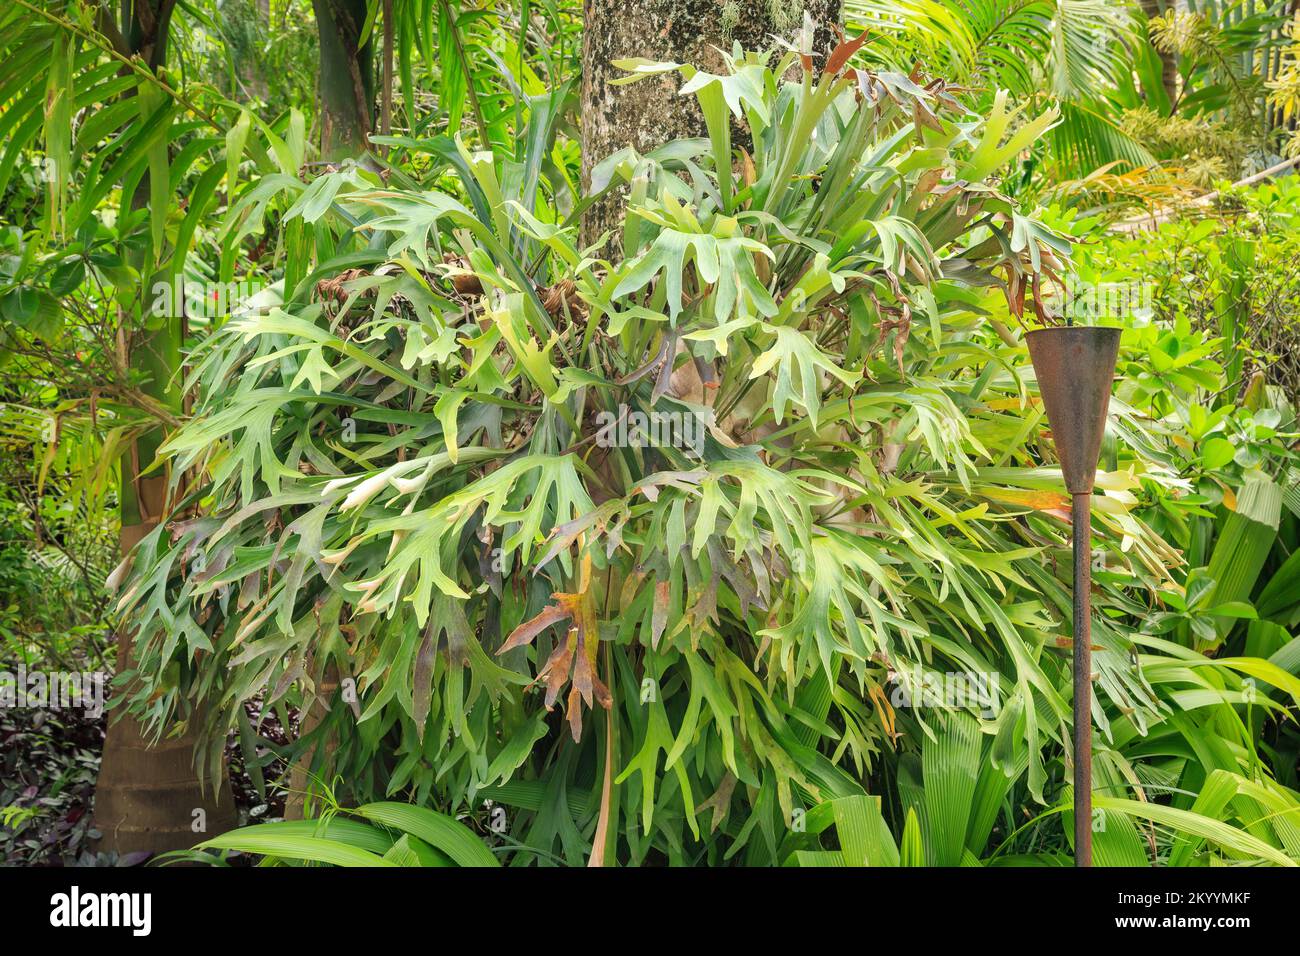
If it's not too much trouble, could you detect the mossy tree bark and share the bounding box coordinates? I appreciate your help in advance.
[580,0,841,248]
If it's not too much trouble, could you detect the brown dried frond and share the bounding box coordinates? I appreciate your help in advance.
[540,278,586,323]
[315,268,371,305]
[443,253,483,296]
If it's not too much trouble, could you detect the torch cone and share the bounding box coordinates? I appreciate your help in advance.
[1025,325,1121,868]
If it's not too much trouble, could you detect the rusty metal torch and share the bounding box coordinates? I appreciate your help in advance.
[1025,326,1121,868]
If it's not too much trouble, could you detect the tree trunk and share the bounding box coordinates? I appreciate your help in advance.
[314,0,376,160]
[238,0,271,102]
[1138,0,1178,112]
[93,486,236,857]
[92,0,235,859]
[283,659,340,820]
[95,356,236,855]
[580,0,841,247]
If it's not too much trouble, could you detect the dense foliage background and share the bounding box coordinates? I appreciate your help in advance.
[2,0,1300,867]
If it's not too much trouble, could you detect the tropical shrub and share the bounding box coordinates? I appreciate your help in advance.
[845,0,1154,177]
[788,712,1300,867]
[847,0,1294,204]
[1075,177,1300,401]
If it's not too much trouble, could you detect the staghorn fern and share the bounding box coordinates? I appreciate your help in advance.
[114,41,1285,866]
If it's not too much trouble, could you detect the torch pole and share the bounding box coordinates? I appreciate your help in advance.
[1026,323,1118,869]
[1072,490,1092,868]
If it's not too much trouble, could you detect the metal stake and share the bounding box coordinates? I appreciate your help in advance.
[1072,491,1092,867]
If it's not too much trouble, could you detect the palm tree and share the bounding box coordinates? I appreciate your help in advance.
[844,0,1156,174]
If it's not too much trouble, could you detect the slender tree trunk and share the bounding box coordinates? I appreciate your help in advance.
[313,0,376,160]
[380,0,394,145]
[580,0,841,247]
[239,0,271,102]
[92,0,235,859]
[1138,0,1179,112]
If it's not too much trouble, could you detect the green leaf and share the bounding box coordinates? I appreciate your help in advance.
[1200,437,1236,470]
[0,287,63,342]
[198,827,396,867]
[1093,796,1296,867]
[353,802,499,867]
